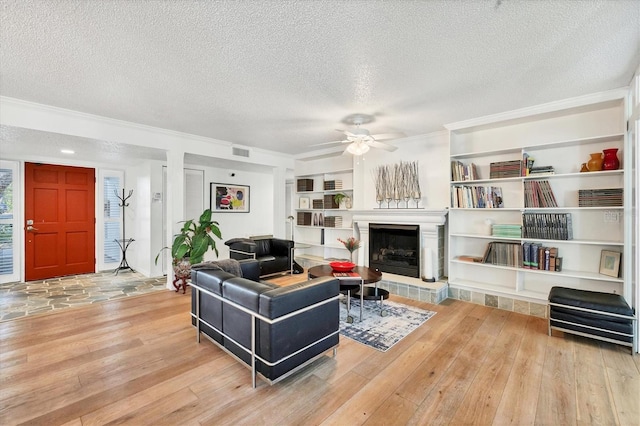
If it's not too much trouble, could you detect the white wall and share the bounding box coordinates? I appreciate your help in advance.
[355,131,450,210]
[201,165,276,260]
[295,131,450,211]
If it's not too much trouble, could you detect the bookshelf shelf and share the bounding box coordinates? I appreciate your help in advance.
[446,90,631,303]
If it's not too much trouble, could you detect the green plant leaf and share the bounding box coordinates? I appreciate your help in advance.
[199,209,212,224]
[190,234,209,259]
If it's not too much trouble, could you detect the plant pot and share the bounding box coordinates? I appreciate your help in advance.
[602,148,619,170]
[173,258,192,279]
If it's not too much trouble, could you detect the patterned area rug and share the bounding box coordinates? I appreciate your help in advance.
[339,299,436,352]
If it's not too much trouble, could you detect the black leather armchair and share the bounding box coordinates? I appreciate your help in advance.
[225,237,294,277]
[190,267,340,387]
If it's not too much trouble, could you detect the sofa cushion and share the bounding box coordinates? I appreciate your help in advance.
[549,286,634,317]
[221,277,278,364]
[257,277,339,379]
[253,239,272,257]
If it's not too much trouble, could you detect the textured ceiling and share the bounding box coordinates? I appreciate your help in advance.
[1,0,639,158]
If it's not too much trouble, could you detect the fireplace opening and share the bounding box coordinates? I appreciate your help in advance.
[369,223,420,278]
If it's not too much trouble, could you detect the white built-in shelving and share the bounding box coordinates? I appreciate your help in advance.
[294,168,355,261]
[445,89,631,303]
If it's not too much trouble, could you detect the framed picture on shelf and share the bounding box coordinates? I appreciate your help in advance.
[599,250,621,277]
[211,183,250,212]
[299,197,310,209]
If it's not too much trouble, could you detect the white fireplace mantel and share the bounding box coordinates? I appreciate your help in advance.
[352,208,448,280]
[351,208,448,226]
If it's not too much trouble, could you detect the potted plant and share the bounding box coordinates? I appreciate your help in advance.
[155,208,223,279]
[333,192,352,209]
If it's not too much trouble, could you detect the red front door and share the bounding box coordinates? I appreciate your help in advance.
[25,163,95,281]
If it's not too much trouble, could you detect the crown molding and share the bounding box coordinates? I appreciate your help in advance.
[444,88,629,131]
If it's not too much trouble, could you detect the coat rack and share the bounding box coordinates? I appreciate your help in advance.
[114,188,135,274]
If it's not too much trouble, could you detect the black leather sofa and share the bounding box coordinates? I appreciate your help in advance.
[190,260,340,387]
[225,237,294,277]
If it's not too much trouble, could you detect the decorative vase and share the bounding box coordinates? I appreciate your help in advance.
[344,196,352,209]
[580,163,588,172]
[587,152,603,171]
[602,148,619,170]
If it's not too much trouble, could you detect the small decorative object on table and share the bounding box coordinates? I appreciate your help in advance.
[338,237,361,263]
[329,261,356,272]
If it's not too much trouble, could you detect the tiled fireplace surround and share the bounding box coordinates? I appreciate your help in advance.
[298,209,548,318]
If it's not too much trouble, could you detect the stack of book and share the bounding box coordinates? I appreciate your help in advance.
[297,212,312,226]
[323,180,343,190]
[523,180,558,207]
[492,224,522,238]
[578,188,623,207]
[528,166,555,176]
[296,179,314,192]
[490,160,524,179]
[312,199,324,209]
[522,242,562,271]
[481,242,522,267]
[451,161,479,181]
[522,213,573,240]
[450,185,504,208]
[323,216,343,228]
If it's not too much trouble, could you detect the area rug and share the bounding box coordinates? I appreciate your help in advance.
[339,299,436,352]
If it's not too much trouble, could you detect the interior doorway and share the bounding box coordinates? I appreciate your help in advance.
[24,163,96,281]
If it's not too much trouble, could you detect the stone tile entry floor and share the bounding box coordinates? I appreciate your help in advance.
[0,271,167,321]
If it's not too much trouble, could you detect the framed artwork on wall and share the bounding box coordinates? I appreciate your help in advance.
[599,250,621,277]
[211,183,250,212]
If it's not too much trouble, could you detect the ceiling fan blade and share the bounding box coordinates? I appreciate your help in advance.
[371,132,404,140]
[368,140,398,152]
[309,139,349,147]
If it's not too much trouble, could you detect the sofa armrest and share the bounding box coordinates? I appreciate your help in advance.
[239,259,260,282]
[225,238,257,254]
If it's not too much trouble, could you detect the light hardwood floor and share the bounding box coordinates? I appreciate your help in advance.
[1,274,638,426]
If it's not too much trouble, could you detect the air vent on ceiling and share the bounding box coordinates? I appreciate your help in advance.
[232,147,250,157]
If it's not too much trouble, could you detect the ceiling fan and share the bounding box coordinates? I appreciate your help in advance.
[314,125,402,155]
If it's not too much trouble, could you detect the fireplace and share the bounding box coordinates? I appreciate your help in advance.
[369,223,420,278]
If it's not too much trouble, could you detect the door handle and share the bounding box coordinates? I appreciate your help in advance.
[26,225,39,232]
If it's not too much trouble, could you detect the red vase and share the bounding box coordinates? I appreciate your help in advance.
[602,148,619,170]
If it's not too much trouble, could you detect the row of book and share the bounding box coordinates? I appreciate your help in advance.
[457,241,562,272]
[451,161,479,181]
[524,180,558,207]
[481,242,522,267]
[451,185,504,208]
[523,242,562,271]
[522,213,573,240]
[578,188,623,207]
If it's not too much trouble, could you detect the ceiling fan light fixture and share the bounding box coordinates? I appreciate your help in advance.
[346,141,370,155]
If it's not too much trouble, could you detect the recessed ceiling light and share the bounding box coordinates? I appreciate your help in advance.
[61,149,75,154]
